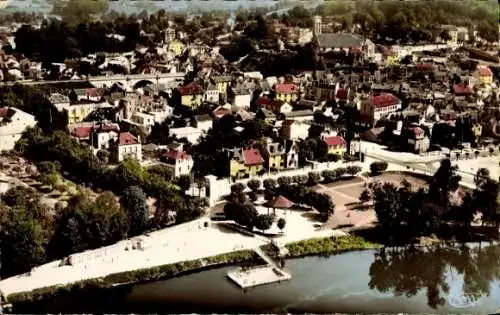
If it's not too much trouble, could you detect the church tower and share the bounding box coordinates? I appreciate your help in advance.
[313,15,322,35]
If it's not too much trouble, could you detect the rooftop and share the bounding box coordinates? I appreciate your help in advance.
[118,132,139,146]
[369,93,401,108]
[316,33,363,49]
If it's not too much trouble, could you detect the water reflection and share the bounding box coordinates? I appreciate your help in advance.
[368,244,500,309]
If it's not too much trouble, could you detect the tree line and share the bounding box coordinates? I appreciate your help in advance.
[361,159,500,242]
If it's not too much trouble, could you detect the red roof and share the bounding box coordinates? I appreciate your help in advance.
[410,127,425,136]
[478,67,492,76]
[452,84,472,95]
[369,93,401,108]
[0,107,9,118]
[323,136,346,147]
[415,63,433,70]
[87,88,104,98]
[336,88,348,100]
[118,132,139,145]
[213,106,231,118]
[176,83,202,96]
[349,46,363,54]
[165,150,191,160]
[256,97,272,106]
[275,83,298,94]
[242,149,264,166]
[71,124,119,139]
[268,195,294,208]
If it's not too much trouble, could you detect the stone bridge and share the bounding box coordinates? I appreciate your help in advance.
[0,72,186,89]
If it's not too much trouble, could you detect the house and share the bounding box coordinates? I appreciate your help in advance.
[211,75,232,96]
[256,97,293,114]
[48,93,70,111]
[335,87,349,104]
[229,147,264,179]
[255,108,277,122]
[0,107,37,151]
[274,83,299,103]
[204,83,219,104]
[230,87,252,109]
[441,25,458,45]
[64,100,112,124]
[74,88,105,102]
[192,114,213,133]
[130,112,156,134]
[111,132,142,162]
[168,39,185,56]
[452,83,472,97]
[282,110,314,122]
[383,48,399,65]
[402,126,430,154]
[306,80,337,101]
[280,120,310,140]
[360,93,402,126]
[322,135,346,157]
[212,106,231,119]
[283,140,299,169]
[174,83,203,108]
[472,123,482,138]
[259,140,286,172]
[69,122,120,150]
[169,126,204,144]
[162,150,194,177]
[476,66,493,85]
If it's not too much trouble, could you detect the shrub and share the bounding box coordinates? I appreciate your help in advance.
[370,161,388,175]
[307,172,321,186]
[327,154,340,162]
[294,174,308,185]
[322,170,337,183]
[346,165,362,176]
[334,167,347,177]
[277,176,292,187]
[263,178,277,190]
[247,179,261,191]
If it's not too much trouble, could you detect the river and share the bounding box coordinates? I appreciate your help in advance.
[13,243,500,314]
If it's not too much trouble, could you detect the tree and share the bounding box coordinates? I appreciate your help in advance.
[96,149,110,163]
[474,168,490,187]
[263,178,277,191]
[255,214,273,232]
[370,161,388,175]
[359,188,372,203]
[312,193,335,221]
[277,217,286,233]
[346,165,362,176]
[148,120,172,145]
[440,29,451,43]
[278,176,292,187]
[308,172,321,186]
[0,205,47,278]
[122,186,149,237]
[176,174,192,193]
[247,179,261,192]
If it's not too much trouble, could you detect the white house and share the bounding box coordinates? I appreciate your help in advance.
[112,132,142,162]
[192,114,213,133]
[280,120,310,141]
[131,112,156,134]
[204,83,220,104]
[163,150,194,177]
[169,126,203,144]
[0,107,37,151]
[360,93,402,125]
[284,140,299,169]
[231,87,252,109]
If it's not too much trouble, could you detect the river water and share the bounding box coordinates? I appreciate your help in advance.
[13,244,500,314]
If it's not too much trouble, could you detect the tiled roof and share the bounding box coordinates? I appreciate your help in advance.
[242,148,264,166]
[213,106,231,118]
[316,33,363,49]
[268,195,294,208]
[478,67,492,76]
[118,132,139,145]
[415,63,433,70]
[369,93,401,108]
[176,83,202,96]
[452,84,472,95]
[323,136,346,147]
[275,83,298,94]
[410,127,425,136]
[336,88,348,100]
[164,150,191,160]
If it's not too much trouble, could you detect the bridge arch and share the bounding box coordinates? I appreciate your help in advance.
[133,79,155,89]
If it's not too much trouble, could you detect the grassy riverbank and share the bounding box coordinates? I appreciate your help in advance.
[6,235,379,305]
[6,249,259,304]
[262,235,382,258]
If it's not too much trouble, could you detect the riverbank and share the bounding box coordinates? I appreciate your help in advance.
[5,235,379,305]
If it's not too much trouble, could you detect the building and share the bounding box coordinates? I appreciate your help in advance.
[164,27,176,43]
[174,83,203,108]
[229,147,264,179]
[402,126,430,153]
[280,120,310,140]
[168,39,185,56]
[56,99,112,124]
[192,114,213,133]
[322,135,346,157]
[476,66,493,85]
[259,141,286,172]
[274,83,299,103]
[256,97,293,114]
[313,18,375,58]
[112,132,142,162]
[441,25,458,45]
[211,75,232,96]
[230,87,252,109]
[283,140,299,169]
[282,110,314,122]
[452,83,472,97]
[0,107,37,151]
[69,122,120,151]
[162,150,193,177]
[204,83,219,104]
[130,112,156,134]
[360,93,402,125]
[383,48,399,65]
